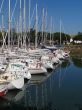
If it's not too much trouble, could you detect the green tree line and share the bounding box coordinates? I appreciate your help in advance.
[0,29,82,45]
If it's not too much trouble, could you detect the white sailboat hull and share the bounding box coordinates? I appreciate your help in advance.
[0,83,8,92]
[23,71,31,79]
[52,57,60,64]
[43,63,53,69]
[28,67,47,74]
[7,77,24,90]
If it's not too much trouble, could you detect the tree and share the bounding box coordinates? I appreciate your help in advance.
[78,32,82,35]
[0,31,3,45]
[53,32,70,44]
[0,31,2,40]
[73,34,82,41]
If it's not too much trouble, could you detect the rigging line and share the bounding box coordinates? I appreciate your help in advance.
[2,31,7,47]
[39,11,45,31]
[32,19,36,29]
[61,20,68,42]
[37,15,42,29]
[32,13,39,30]
[12,15,18,29]
[0,0,4,14]
[30,7,35,26]
[11,0,18,21]
[31,9,45,31]
[33,15,41,31]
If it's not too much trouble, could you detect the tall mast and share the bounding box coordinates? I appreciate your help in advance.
[35,3,38,48]
[42,8,44,43]
[18,20,20,48]
[2,14,4,49]
[28,0,31,47]
[60,19,61,46]
[44,10,48,45]
[44,9,47,44]
[50,16,52,45]
[52,23,54,45]
[20,0,22,47]
[23,0,26,48]
[2,14,3,36]
[8,0,11,48]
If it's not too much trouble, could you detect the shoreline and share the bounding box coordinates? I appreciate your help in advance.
[64,45,82,58]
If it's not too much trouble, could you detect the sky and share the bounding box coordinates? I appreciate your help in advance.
[0,0,82,35]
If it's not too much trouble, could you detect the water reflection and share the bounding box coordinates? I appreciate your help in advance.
[61,60,70,68]
[72,57,82,68]
[0,73,58,110]
[1,59,82,110]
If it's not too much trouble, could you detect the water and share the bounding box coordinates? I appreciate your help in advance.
[0,58,82,110]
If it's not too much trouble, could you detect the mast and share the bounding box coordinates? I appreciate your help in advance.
[23,0,26,48]
[44,9,47,44]
[19,0,22,48]
[1,14,7,49]
[8,0,11,49]
[18,20,20,48]
[60,19,61,46]
[42,8,44,43]
[2,14,4,49]
[52,23,54,45]
[2,14,3,42]
[50,16,52,45]
[35,3,38,48]
[16,21,18,47]
[28,0,31,47]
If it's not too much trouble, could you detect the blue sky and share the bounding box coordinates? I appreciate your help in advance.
[0,0,82,35]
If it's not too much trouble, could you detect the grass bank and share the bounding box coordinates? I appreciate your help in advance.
[64,44,82,58]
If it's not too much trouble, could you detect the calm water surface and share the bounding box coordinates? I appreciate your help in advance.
[0,58,82,110]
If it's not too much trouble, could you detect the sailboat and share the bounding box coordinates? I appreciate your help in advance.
[0,62,25,87]
[0,71,24,96]
[25,58,47,75]
[8,60,31,80]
